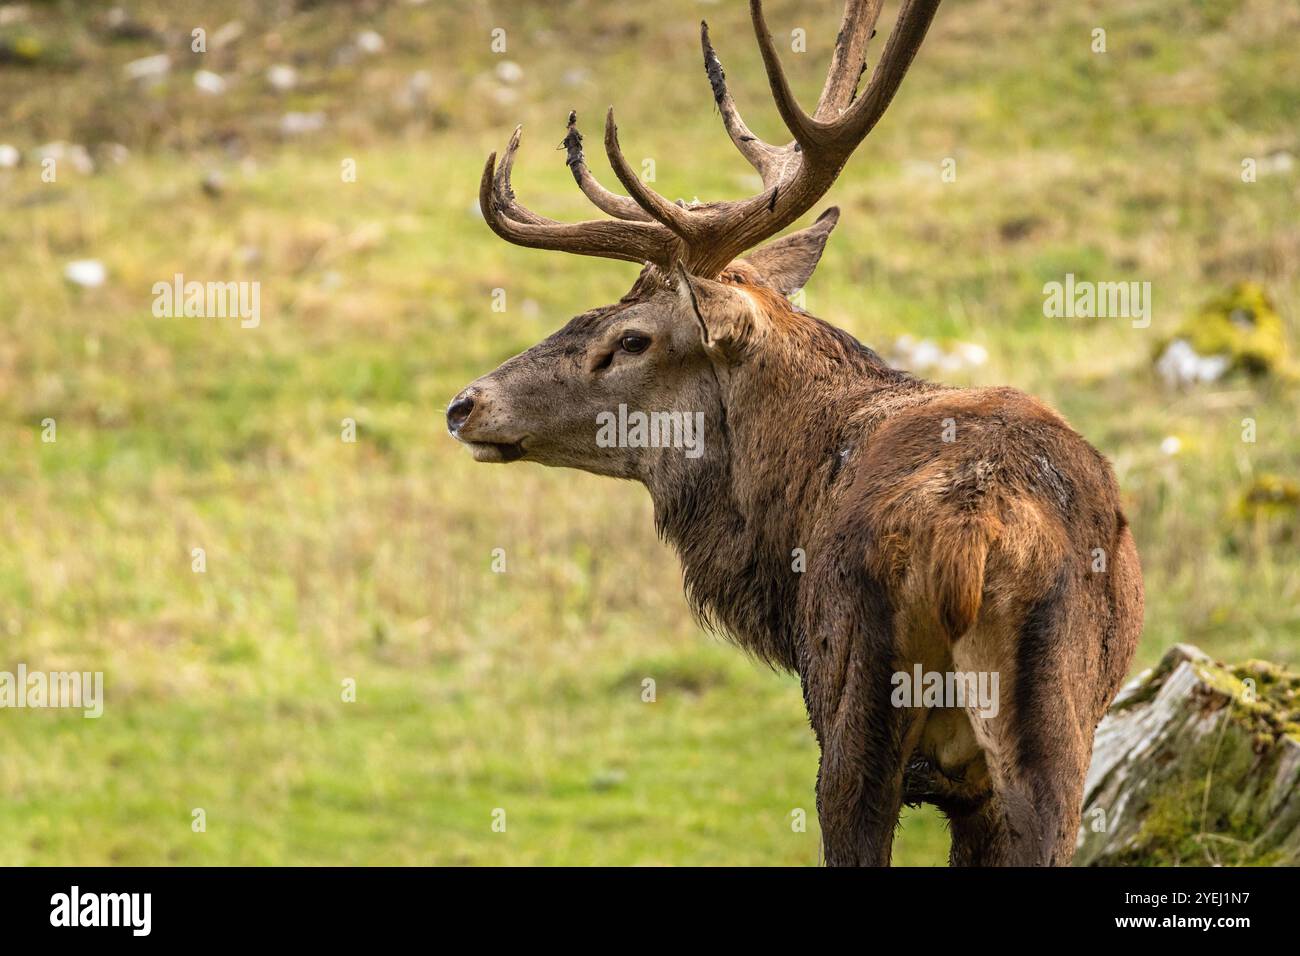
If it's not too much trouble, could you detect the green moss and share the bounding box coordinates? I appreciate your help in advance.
[1155,281,1287,377]
[0,34,45,66]
[1228,474,1300,550]
[1114,722,1278,866]
[1105,651,1300,866]
[1235,474,1300,521]
[1190,656,1300,746]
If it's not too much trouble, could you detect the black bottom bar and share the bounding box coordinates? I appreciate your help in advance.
[0,866,1282,941]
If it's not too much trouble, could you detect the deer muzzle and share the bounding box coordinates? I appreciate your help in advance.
[446,386,527,463]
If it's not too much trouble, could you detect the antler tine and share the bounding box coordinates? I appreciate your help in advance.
[750,0,937,157]
[747,0,821,153]
[699,20,790,190]
[475,0,940,279]
[834,0,941,145]
[494,126,558,226]
[603,108,705,243]
[479,149,677,268]
[561,111,653,222]
[680,0,940,276]
[813,0,885,120]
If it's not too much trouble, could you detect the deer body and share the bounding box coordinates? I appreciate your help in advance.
[450,0,1143,865]
[643,280,1142,864]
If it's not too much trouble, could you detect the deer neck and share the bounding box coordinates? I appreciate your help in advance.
[644,322,901,671]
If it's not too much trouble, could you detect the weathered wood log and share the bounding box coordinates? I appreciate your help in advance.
[1076,643,1300,865]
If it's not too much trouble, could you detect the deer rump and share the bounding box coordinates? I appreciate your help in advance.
[794,386,1143,866]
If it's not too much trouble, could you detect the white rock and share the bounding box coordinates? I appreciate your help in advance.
[1260,150,1295,175]
[37,141,93,174]
[494,60,523,84]
[279,111,326,136]
[1154,337,1230,387]
[888,335,988,374]
[211,20,244,48]
[193,70,227,95]
[124,53,171,81]
[266,64,298,92]
[355,29,385,54]
[909,339,944,370]
[64,260,107,288]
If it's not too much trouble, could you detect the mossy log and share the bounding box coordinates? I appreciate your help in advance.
[1152,281,1288,381]
[1076,644,1300,866]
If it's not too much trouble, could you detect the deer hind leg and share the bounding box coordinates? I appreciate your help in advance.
[943,577,1093,866]
[814,710,908,867]
[945,767,1084,866]
[948,750,1089,865]
[809,649,912,866]
[803,571,910,867]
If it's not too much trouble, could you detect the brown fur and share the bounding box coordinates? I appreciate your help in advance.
[452,0,1135,866]
[451,232,1143,867]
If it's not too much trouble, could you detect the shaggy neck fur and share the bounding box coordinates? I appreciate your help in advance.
[644,289,916,671]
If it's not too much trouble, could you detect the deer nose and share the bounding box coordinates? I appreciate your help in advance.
[446,392,475,433]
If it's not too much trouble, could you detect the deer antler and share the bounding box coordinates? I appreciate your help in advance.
[478,0,941,277]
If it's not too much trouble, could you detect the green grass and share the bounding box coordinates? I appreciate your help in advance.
[0,0,1296,866]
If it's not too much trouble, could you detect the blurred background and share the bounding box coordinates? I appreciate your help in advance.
[0,0,1296,865]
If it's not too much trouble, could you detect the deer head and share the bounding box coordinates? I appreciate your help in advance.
[449,0,940,479]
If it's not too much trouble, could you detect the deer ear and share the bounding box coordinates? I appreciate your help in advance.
[741,207,840,298]
[673,264,754,358]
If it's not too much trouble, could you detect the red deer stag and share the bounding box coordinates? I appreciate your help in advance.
[449,0,1143,866]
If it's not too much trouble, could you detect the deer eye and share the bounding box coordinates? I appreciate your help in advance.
[620,333,651,354]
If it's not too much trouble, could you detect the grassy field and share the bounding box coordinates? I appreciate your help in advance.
[0,0,1297,865]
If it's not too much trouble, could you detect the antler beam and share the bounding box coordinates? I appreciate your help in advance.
[477,0,941,277]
